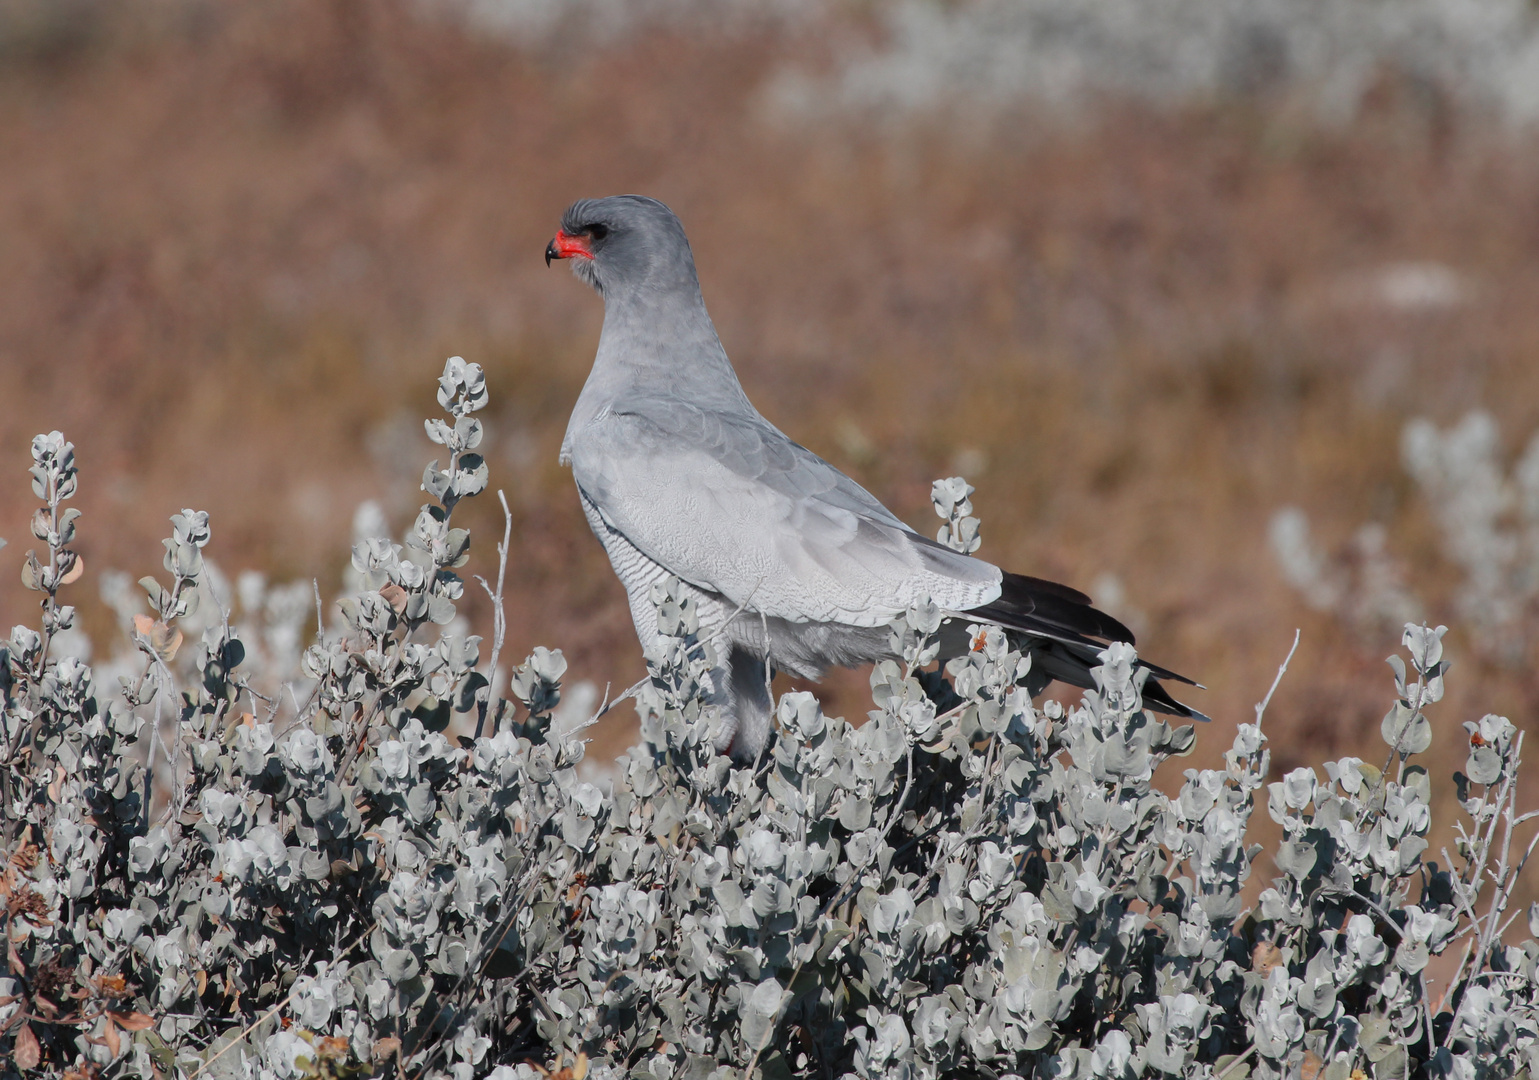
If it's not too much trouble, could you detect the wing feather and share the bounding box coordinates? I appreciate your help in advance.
[570,402,1000,625]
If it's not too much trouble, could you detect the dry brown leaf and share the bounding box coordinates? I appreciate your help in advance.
[102,1016,121,1059]
[109,1010,155,1032]
[15,1021,40,1069]
[535,1052,590,1080]
[317,1036,349,1058]
[1300,1050,1323,1080]
[133,615,183,662]
[58,552,84,586]
[19,551,41,592]
[10,886,51,923]
[1251,941,1284,976]
[379,583,408,613]
[372,1036,402,1062]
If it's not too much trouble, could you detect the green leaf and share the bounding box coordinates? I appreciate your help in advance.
[422,461,451,501]
[1381,704,1431,755]
[426,593,457,625]
[1359,1014,1397,1061]
[838,797,872,831]
[1467,744,1502,785]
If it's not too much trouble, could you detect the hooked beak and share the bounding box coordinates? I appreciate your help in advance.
[545,229,593,267]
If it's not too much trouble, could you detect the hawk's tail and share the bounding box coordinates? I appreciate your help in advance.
[955,571,1209,722]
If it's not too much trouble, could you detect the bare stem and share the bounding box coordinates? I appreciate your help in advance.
[1254,629,1301,729]
[473,489,513,740]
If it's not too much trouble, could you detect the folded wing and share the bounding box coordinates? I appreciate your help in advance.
[568,401,1002,626]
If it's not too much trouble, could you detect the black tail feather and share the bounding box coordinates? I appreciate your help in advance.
[954,571,1207,721]
[1142,676,1211,722]
[971,571,1137,647]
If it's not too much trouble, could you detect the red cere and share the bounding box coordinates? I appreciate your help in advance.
[552,230,593,260]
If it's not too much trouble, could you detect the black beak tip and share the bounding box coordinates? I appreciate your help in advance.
[544,239,558,267]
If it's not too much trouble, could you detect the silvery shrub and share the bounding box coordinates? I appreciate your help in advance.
[2,359,1537,1080]
[1272,409,1539,667]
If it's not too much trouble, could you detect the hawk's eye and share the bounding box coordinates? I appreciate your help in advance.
[586,223,610,241]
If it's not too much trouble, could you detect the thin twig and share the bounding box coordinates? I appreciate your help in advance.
[1317,888,1406,939]
[1254,629,1301,728]
[587,678,650,726]
[1434,937,1473,1025]
[1506,825,1539,900]
[473,490,513,740]
[1439,847,1480,925]
[1469,732,1526,1013]
[1439,732,1531,1050]
[144,670,167,829]
[1359,641,1431,832]
[1215,1045,1258,1080]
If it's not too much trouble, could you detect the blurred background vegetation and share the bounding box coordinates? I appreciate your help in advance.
[2,0,1538,805]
